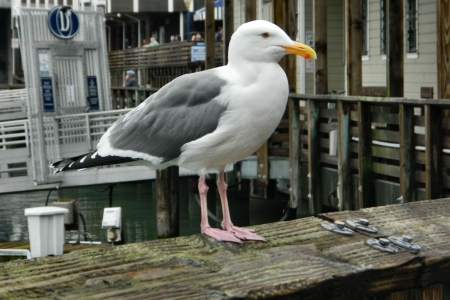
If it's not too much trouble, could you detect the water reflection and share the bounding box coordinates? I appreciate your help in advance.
[0,177,287,244]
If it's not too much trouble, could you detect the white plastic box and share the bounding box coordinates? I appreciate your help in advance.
[24,206,68,258]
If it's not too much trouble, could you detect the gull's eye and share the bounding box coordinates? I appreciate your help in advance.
[261,32,270,38]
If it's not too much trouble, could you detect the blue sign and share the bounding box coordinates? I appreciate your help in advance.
[87,76,99,110]
[41,77,55,112]
[191,45,205,62]
[47,6,80,40]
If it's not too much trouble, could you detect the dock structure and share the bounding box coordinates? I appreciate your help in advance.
[1,199,450,299]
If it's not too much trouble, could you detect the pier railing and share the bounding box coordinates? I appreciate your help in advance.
[287,94,450,217]
[109,87,450,216]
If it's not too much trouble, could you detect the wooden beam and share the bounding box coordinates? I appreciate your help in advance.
[245,0,256,22]
[357,102,374,208]
[425,104,442,200]
[399,104,415,203]
[255,143,268,197]
[204,0,215,70]
[314,0,327,94]
[337,101,352,211]
[223,0,233,64]
[386,0,404,97]
[308,99,321,215]
[437,0,450,99]
[289,98,302,215]
[345,0,362,96]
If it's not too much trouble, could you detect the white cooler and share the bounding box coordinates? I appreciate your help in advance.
[24,206,68,258]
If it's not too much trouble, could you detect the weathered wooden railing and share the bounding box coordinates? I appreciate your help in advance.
[110,88,450,218]
[108,42,224,88]
[287,93,450,217]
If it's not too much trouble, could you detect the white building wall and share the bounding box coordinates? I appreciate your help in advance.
[362,0,386,87]
[403,0,437,99]
[362,0,437,99]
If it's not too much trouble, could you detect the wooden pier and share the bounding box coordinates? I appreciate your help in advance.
[1,198,450,299]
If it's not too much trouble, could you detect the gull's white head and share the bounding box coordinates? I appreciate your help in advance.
[228,20,316,65]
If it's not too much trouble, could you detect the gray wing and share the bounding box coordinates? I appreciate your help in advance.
[107,70,227,162]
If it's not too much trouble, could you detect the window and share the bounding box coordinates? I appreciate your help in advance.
[405,0,418,54]
[380,0,386,56]
[362,0,369,57]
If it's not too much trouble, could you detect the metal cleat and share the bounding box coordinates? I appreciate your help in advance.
[321,221,354,236]
[388,235,421,253]
[346,218,378,234]
[366,238,398,254]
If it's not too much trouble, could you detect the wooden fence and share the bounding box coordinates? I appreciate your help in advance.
[110,87,450,218]
[108,42,224,88]
[288,94,450,217]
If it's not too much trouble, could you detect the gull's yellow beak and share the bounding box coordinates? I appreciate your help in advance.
[281,41,317,60]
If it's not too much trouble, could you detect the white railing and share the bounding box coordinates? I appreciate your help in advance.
[0,119,29,150]
[0,89,27,121]
[55,109,131,149]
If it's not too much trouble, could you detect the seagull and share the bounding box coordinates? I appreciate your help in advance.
[51,20,316,243]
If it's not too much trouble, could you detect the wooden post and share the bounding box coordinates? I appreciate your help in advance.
[245,0,256,22]
[425,105,442,200]
[223,0,233,65]
[255,144,268,197]
[205,0,215,70]
[274,0,297,93]
[437,0,450,99]
[308,99,321,215]
[314,0,327,95]
[337,101,351,211]
[399,104,415,203]
[357,102,374,209]
[274,0,298,215]
[386,0,404,97]
[345,0,362,96]
[156,166,179,239]
[289,98,303,216]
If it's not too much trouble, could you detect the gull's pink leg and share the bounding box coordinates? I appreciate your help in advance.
[199,175,241,243]
[217,172,267,242]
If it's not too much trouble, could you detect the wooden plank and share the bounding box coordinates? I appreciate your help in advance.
[204,0,215,70]
[373,162,400,178]
[399,104,415,203]
[289,98,302,216]
[358,102,374,208]
[345,0,362,96]
[437,0,450,99]
[372,112,400,125]
[386,0,404,97]
[308,99,321,214]
[338,101,352,210]
[372,145,399,160]
[425,105,443,199]
[372,129,399,143]
[3,200,450,299]
[314,0,328,94]
[422,284,443,300]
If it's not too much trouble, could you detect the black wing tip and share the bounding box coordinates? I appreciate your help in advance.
[51,151,138,174]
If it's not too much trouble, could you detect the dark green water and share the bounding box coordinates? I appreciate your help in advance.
[0,177,287,243]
